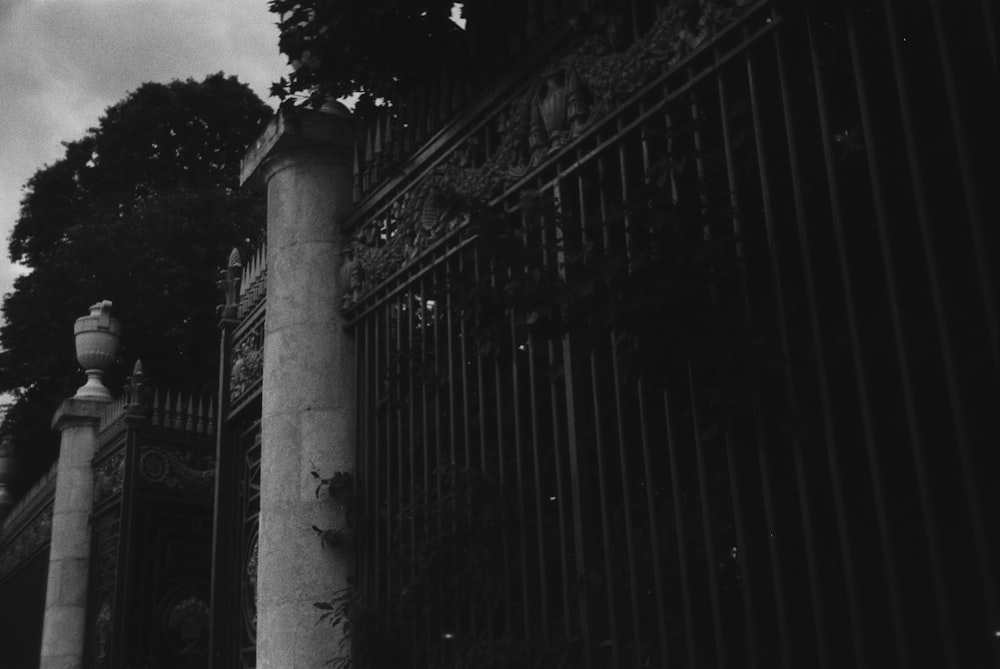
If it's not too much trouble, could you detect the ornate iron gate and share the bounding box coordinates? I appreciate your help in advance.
[212,247,265,669]
[342,1,1000,667]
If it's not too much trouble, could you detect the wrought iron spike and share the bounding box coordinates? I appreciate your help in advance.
[206,398,215,435]
[173,393,183,430]
[151,388,161,426]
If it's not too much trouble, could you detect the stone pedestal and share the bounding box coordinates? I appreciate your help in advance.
[40,397,109,669]
[242,106,355,668]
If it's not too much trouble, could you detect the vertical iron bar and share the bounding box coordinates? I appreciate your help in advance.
[509,249,533,643]
[751,389,792,669]
[560,306,591,669]
[361,311,373,621]
[745,40,807,669]
[689,366,728,669]
[982,0,998,69]
[609,343,644,666]
[927,0,998,369]
[472,250,497,645]
[604,144,644,665]
[407,285,417,613]
[926,1,1000,654]
[715,61,762,668]
[446,259,458,470]
[547,177,574,639]
[724,431,759,669]
[373,298,383,607]
[432,271,443,511]
[492,262,513,636]
[527,336,551,644]
[636,380,670,666]
[395,292,406,644]
[714,65,753,319]
[554,177,592,669]
[579,154,623,669]
[634,107,672,668]
[797,16,873,669]
[840,10,914,666]
[663,388,699,668]
[384,299,394,609]
[458,252,472,469]
[882,2,979,663]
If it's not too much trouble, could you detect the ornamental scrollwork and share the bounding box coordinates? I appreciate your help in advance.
[94,450,125,505]
[95,598,113,667]
[0,502,53,580]
[343,0,751,308]
[244,532,259,638]
[167,594,211,656]
[139,447,215,494]
[230,321,264,403]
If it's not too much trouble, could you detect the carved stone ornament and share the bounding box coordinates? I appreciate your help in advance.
[73,300,122,400]
[342,0,751,309]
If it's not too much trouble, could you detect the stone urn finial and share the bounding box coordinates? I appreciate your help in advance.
[73,300,122,400]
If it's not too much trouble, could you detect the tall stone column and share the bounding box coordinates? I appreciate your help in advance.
[241,105,355,668]
[41,301,119,669]
[41,399,107,669]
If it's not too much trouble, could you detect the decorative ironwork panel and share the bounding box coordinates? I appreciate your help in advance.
[87,511,120,668]
[238,427,262,669]
[93,449,125,507]
[231,316,265,408]
[345,1,1000,668]
[138,445,215,493]
[0,502,53,581]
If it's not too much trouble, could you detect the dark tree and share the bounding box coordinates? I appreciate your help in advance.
[1,73,271,479]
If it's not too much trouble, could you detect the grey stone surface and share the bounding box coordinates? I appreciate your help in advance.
[247,107,355,668]
[40,396,106,669]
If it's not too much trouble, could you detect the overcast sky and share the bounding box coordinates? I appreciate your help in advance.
[0,0,289,322]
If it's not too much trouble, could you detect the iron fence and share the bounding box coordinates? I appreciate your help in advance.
[343,0,999,667]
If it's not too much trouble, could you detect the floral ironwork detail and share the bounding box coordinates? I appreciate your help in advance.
[342,0,751,309]
[230,320,264,403]
[244,533,259,637]
[95,598,113,666]
[94,450,125,505]
[167,595,211,655]
[139,447,215,493]
[0,502,53,580]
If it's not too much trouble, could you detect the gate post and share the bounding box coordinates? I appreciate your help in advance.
[41,300,121,669]
[241,105,355,668]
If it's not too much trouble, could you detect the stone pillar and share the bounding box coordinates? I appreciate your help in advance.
[242,105,355,668]
[40,397,108,669]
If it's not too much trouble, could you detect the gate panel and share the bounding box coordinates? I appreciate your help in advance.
[341,1,998,667]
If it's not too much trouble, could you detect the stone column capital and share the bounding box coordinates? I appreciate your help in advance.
[241,105,354,191]
[51,396,110,431]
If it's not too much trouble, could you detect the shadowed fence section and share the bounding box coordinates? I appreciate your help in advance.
[341,1,1000,667]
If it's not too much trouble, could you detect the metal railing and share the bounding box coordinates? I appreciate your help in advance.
[344,0,1000,667]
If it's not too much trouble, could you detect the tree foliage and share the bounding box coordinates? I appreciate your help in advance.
[1,73,271,478]
[268,0,468,110]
